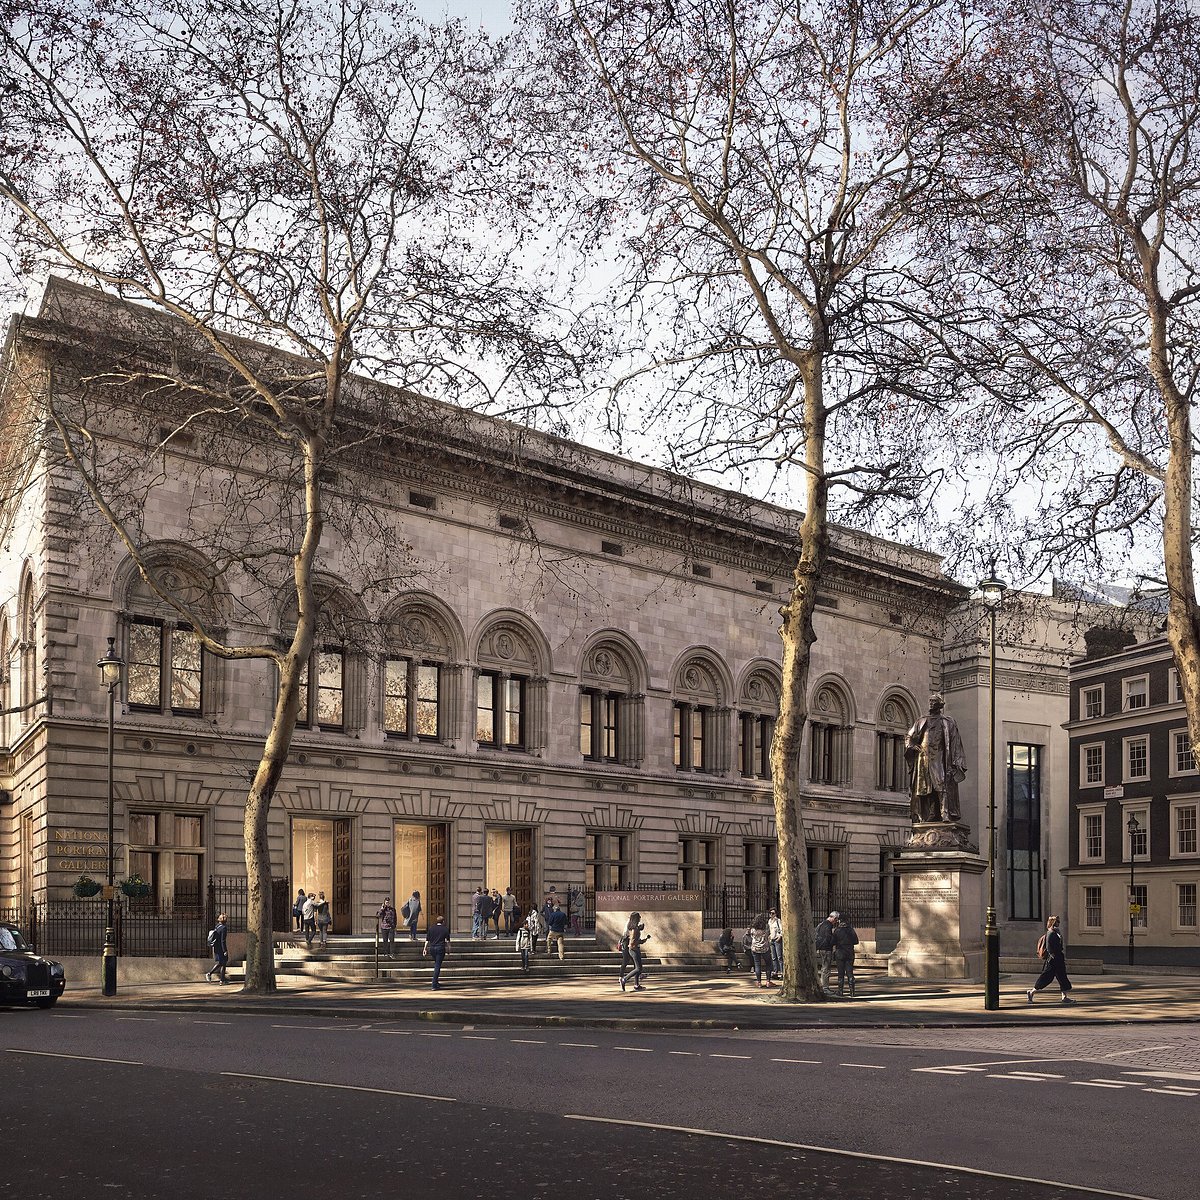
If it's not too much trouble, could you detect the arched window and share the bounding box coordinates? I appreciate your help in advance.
[381,596,464,744]
[876,691,917,792]
[737,665,780,781]
[474,614,549,754]
[809,679,853,785]
[672,653,732,775]
[579,635,646,768]
[18,573,37,717]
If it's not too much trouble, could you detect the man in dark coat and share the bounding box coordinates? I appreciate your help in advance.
[1027,915,1075,1004]
[814,910,838,993]
[422,915,452,990]
[205,913,229,984]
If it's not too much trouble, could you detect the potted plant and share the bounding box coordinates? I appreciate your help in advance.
[72,874,102,898]
[119,873,152,899]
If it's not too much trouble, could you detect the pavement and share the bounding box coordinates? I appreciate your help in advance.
[58,963,1200,1030]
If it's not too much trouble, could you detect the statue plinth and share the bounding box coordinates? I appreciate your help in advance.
[887,847,986,980]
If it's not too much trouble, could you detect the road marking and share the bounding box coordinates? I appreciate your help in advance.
[192,1021,232,1026]
[221,1072,454,1102]
[913,1067,978,1075]
[561,1042,599,1048]
[461,1035,496,1041]
[771,1058,821,1065]
[418,1033,451,1038]
[839,1063,886,1070]
[1124,1069,1200,1083]
[669,1051,700,1056]
[561,1114,1157,1199]
[377,1030,412,1036]
[510,1039,546,1045]
[115,1017,156,1022]
[1072,1082,1126,1089]
[614,1046,654,1053]
[1144,1088,1199,1097]
[1005,1071,1065,1079]
[987,1074,1044,1081]
[7,1049,143,1066]
[709,1054,751,1060]
[1102,1046,1172,1058]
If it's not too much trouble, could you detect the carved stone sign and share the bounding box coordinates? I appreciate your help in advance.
[51,827,112,874]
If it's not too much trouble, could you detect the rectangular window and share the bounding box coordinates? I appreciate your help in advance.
[384,657,410,736]
[316,650,344,730]
[1083,885,1102,929]
[1083,812,1104,861]
[810,723,836,784]
[580,689,620,762]
[1170,669,1185,704]
[476,671,525,750]
[877,731,906,791]
[1130,883,1148,928]
[169,627,202,712]
[504,676,524,748]
[1126,812,1149,860]
[807,844,842,907]
[602,694,619,760]
[127,811,204,909]
[415,664,440,738]
[1179,883,1198,928]
[672,703,684,769]
[1082,744,1104,786]
[579,691,594,758]
[1082,685,1104,719]
[677,836,718,891]
[743,839,778,904]
[1172,730,1197,775]
[740,714,773,779]
[1123,676,1148,711]
[586,831,631,891]
[691,707,706,771]
[1125,736,1149,781]
[476,673,496,744]
[127,619,163,709]
[674,703,707,772]
[1007,743,1042,921]
[1174,803,1198,857]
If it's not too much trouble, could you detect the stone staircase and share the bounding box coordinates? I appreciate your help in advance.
[273,933,724,987]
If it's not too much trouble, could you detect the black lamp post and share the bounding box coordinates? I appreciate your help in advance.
[977,574,1007,1010]
[1127,811,1140,967]
[97,636,124,997]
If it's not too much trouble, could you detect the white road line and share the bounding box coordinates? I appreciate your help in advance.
[913,1067,977,1075]
[987,1074,1044,1081]
[839,1063,886,1070]
[418,1033,451,1038]
[192,1021,232,1026]
[1005,1071,1065,1079]
[221,1072,454,1102]
[669,1051,700,1056]
[1089,1079,1144,1087]
[709,1054,751,1060]
[1124,1069,1200,1083]
[377,1030,412,1036]
[771,1058,821,1065]
[115,1017,156,1022]
[1102,1046,1172,1058]
[510,1039,546,1045]
[614,1046,654,1053]
[1072,1082,1127,1089]
[561,1114,1157,1199]
[461,1035,496,1041]
[8,1049,143,1066]
[561,1043,599,1048]
[1144,1088,1199,1097]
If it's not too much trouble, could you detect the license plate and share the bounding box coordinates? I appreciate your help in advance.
[27,989,50,998]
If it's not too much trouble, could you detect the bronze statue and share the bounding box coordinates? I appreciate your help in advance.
[905,693,967,825]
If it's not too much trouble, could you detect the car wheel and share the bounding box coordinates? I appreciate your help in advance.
[34,997,57,1009]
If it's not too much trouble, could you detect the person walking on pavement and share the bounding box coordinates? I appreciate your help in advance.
[515,920,533,972]
[292,888,306,932]
[767,907,784,980]
[814,910,838,994]
[546,899,568,960]
[1028,914,1075,1004]
[377,897,397,958]
[502,886,517,935]
[619,911,651,992]
[526,906,544,954]
[749,914,774,987]
[403,889,422,941]
[832,915,859,997]
[315,891,332,948]
[301,890,317,947]
[422,914,451,990]
[205,912,229,984]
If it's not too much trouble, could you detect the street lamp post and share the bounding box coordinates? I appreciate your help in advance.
[97,636,124,997]
[1127,812,1140,967]
[977,574,1007,1011]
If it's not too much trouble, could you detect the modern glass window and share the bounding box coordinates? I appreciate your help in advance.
[739,713,774,780]
[1082,685,1104,719]
[1173,803,1198,857]
[1006,743,1042,921]
[384,657,441,739]
[1083,885,1102,929]
[1124,736,1149,782]
[1172,730,1197,775]
[1123,675,1148,711]
[1178,883,1198,928]
[127,810,203,907]
[585,831,631,890]
[127,618,203,714]
[673,702,709,772]
[677,836,718,890]
[1130,883,1148,928]
[1082,812,1104,861]
[476,671,525,750]
[580,688,620,762]
[877,731,906,791]
[1082,744,1104,787]
[743,839,778,901]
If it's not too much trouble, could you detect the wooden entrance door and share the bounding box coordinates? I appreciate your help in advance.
[512,827,533,919]
[332,818,352,934]
[428,823,448,929]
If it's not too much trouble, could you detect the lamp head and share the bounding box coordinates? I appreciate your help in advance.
[1127,811,1140,834]
[976,575,1008,610]
[97,636,124,689]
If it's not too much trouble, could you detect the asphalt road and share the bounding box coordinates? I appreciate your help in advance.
[4,1008,1195,1199]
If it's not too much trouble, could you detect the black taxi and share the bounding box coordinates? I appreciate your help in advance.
[0,923,66,1009]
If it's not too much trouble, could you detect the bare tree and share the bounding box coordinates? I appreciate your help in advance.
[934,1,1200,734]
[0,0,567,991]
[513,0,972,1001]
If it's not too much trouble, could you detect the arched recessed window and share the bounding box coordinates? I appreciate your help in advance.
[876,691,917,792]
[737,667,780,781]
[474,616,549,754]
[579,636,645,768]
[809,679,853,785]
[672,654,730,775]
[18,573,37,718]
[381,597,464,744]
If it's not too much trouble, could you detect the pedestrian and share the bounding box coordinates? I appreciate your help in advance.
[515,920,533,972]
[301,889,317,947]
[749,915,773,987]
[205,912,229,984]
[422,913,451,990]
[526,906,543,954]
[502,886,517,935]
[814,910,838,994]
[546,899,568,961]
[767,907,784,980]
[403,889,422,941]
[619,911,651,992]
[471,887,485,940]
[377,896,397,958]
[315,890,331,947]
[489,888,503,939]
[1027,914,1075,1005]
[832,915,859,997]
[740,924,755,972]
[292,888,306,932]
[716,927,738,972]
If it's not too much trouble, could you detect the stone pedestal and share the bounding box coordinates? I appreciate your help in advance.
[887,851,987,980]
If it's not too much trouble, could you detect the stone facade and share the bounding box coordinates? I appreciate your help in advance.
[1,280,964,939]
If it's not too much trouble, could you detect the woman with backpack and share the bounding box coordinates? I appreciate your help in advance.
[619,911,650,992]
[205,913,229,984]
[1027,915,1075,1004]
[315,891,332,947]
[292,888,306,932]
[748,915,773,987]
[403,890,422,941]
